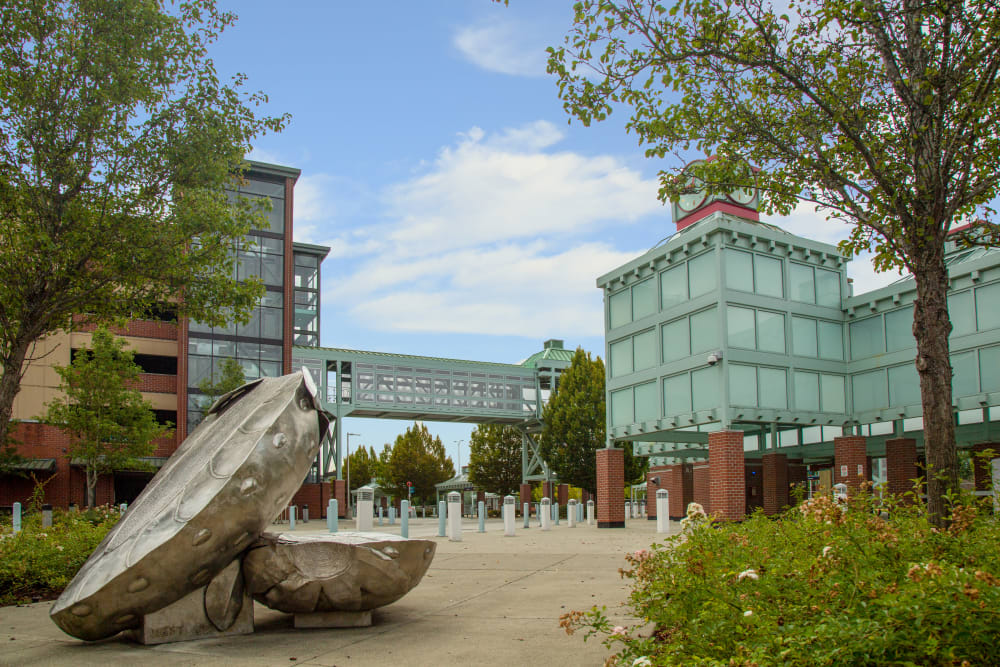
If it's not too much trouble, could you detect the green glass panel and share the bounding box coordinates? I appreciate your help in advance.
[609,338,633,378]
[980,346,1000,392]
[789,262,815,303]
[820,374,846,413]
[885,305,915,352]
[611,388,634,426]
[609,289,631,329]
[634,382,659,422]
[728,364,757,406]
[660,264,688,310]
[633,329,658,371]
[727,306,756,349]
[662,317,690,362]
[757,310,786,353]
[688,251,718,298]
[690,307,719,354]
[850,316,884,359]
[948,290,976,338]
[663,373,691,416]
[975,282,1000,331]
[725,249,754,292]
[951,351,979,397]
[888,363,920,407]
[792,316,818,357]
[758,367,787,409]
[632,278,657,320]
[852,370,887,410]
[755,255,784,298]
[815,268,842,307]
[691,366,720,411]
[794,371,820,411]
[818,320,844,360]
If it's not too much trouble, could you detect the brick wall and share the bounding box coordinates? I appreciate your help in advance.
[542,481,554,501]
[129,373,177,394]
[762,452,788,515]
[74,317,178,341]
[788,459,808,503]
[596,447,625,528]
[520,482,532,508]
[692,462,711,514]
[709,430,745,521]
[289,481,330,519]
[557,483,568,507]
[834,435,868,491]
[647,464,692,520]
[886,438,918,498]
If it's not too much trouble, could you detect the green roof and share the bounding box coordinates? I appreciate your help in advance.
[519,342,576,368]
[10,458,56,472]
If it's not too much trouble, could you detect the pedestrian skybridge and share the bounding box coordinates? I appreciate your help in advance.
[291,341,573,481]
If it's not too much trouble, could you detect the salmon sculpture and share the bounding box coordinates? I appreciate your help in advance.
[51,370,331,641]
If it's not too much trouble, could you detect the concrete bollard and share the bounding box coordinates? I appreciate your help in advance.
[553,501,560,526]
[503,495,516,537]
[438,500,447,537]
[522,502,530,529]
[447,491,462,542]
[42,504,53,529]
[535,502,542,527]
[12,502,21,533]
[389,506,396,525]
[357,486,374,531]
[289,505,296,531]
[540,497,551,531]
[578,501,584,524]
[477,501,485,533]
[656,489,670,534]
[401,500,410,539]
[328,499,338,533]
[586,499,595,525]
[567,499,577,527]
[302,505,309,523]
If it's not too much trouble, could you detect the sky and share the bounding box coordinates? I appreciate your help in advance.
[209,1,903,468]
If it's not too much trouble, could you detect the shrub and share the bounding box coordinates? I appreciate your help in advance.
[561,487,1000,666]
[0,506,120,605]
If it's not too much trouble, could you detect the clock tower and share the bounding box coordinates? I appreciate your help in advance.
[671,158,760,231]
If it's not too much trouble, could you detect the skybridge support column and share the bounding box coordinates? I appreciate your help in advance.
[886,438,918,500]
[709,431,746,521]
[596,447,625,528]
[519,483,532,508]
[834,435,869,494]
[762,452,788,516]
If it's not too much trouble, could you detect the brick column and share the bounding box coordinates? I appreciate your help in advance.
[646,467,665,521]
[542,481,554,501]
[519,482,532,508]
[885,438,918,498]
[834,435,868,492]
[709,431,745,521]
[971,443,999,493]
[596,448,625,528]
[788,459,807,505]
[557,483,568,508]
[762,452,788,515]
[476,490,486,506]
[334,480,347,518]
[692,462,711,514]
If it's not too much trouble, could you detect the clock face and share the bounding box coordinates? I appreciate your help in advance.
[729,185,756,206]
[677,160,707,212]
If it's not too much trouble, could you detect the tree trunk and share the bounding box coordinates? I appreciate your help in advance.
[87,466,98,508]
[0,336,34,449]
[912,255,958,527]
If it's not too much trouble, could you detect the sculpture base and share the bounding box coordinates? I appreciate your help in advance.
[294,610,372,629]
[126,586,254,645]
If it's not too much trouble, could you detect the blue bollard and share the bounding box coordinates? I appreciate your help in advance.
[12,502,21,533]
[119,503,127,514]
[578,502,584,523]
[535,503,542,527]
[477,500,485,533]
[553,502,560,526]
[523,502,530,529]
[401,499,410,538]
[438,500,447,537]
[328,499,338,533]
[289,505,296,531]
[389,506,396,525]
[378,506,383,526]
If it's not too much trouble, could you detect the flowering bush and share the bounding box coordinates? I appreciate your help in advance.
[561,492,1000,665]
[0,506,120,605]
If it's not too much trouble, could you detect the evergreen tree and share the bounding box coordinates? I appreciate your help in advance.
[42,327,170,507]
[378,423,455,504]
[468,423,522,496]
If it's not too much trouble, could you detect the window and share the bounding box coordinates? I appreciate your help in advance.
[610,338,633,378]
[729,364,757,406]
[689,307,719,354]
[888,364,920,406]
[725,250,754,291]
[794,371,820,411]
[688,252,718,298]
[727,306,785,353]
[609,289,631,329]
[759,367,787,409]
[691,366,719,411]
[948,290,976,338]
[975,282,1000,331]
[818,321,844,360]
[632,278,657,320]
[634,382,659,422]
[611,388,634,427]
[981,346,1000,392]
[820,374,846,413]
[952,351,979,397]
[755,255,784,298]
[815,268,841,307]
[789,262,814,303]
[662,317,690,363]
[884,306,914,352]
[663,373,691,416]
[792,317,817,357]
[633,329,658,371]
[727,306,756,349]
[725,249,784,298]
[757,310,786,353]
[850,316,884,359]
[852,370,887,411]
[660,264,688,309]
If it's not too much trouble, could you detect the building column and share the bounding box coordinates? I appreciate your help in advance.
[709,431,746,521]
[885,438,918,499]
[834,435,868,492]
[542,481,554,501]
[787,459,807,505]
[519,482,532,508]
[596,447,625,528]
[971,443,999,493]
[476,490,486,507]
[691,462,711,514]
[762,452,788,516]
[557,483,568,508]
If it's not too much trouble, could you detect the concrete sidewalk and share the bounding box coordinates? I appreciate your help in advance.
[0,517,675,667]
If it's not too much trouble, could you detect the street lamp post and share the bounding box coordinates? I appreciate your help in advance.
[455,439,464,473]
[346,432,361,517]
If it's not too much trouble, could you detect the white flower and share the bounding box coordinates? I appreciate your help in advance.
[611,625,628,637]
[822,546,833,558]
[744,610,753,617]
[633,658,652,667]
[737,569,759,581]
[56,545,64,551]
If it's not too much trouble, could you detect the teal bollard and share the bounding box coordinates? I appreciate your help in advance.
[401,499,409,538]
[477,501,485,533]
[289,505,296,531]
[328,499,338,533]
[437,500,446,537]
[12,502,21,533]
[522,502,530,529]
[389,506,396,525]
[554,502,560,526]
[378,506,383,526]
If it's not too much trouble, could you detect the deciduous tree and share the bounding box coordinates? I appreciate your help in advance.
[548,0,1000,523]
[378,423,455,504]
[468,423,522,496]
[196,358,247,415]
[0,0,287,451]
[42,327,169,507]
[345,445,381,492]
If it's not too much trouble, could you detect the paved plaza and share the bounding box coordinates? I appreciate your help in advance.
[1,516,673,667]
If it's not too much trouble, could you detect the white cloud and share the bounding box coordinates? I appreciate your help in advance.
[453,20,550,77]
